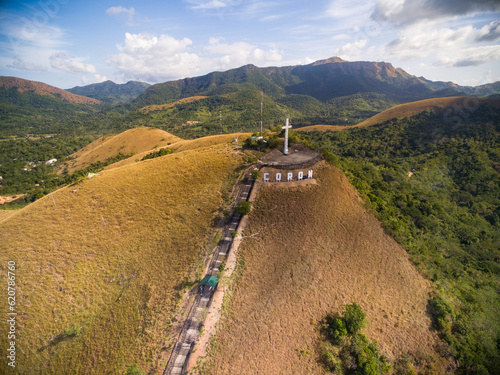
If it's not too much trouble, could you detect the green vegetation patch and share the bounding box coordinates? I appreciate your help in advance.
[320,303,390,375]
[141,147,173,161]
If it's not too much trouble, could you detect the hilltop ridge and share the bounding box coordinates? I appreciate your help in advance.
[0,76,101,105]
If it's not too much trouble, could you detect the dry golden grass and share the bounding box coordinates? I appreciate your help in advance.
[297,124,350,132]
[0,209,18,223]
[61,127,181,173]
[139,96,208,113]
[0,139,245,374]
[168,133,252,153]
[355,97,492,128]
[204,165,446,374]
[102,133,252,171]
[297,97,500,132]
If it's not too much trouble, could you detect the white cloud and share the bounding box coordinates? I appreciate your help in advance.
[331,34,351,41]
[476,19,500,42]
[326,0,374,19]
[3,22,66,51]
[260,14,281,22]
[437,45,500,67]
[335,38,367,60]
[187,0,233,10]
[106,6,136,24]
[82,73,108,85]
[382,21,500,67]
[107,33,284,82]
[109,32,202,82]
[187,0,276,20]
[372,0,500,24]
[7,58,47,71]
[50,52,97,74]
[205,38,282,70]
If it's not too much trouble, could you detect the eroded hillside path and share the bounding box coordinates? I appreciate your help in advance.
[163,172,255,375]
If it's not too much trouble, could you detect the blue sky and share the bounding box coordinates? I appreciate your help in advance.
[0,0,499,89]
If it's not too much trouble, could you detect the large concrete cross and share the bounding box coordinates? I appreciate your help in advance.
[282,118,292,155]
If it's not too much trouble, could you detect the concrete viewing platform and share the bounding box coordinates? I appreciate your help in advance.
[258,144,322,170]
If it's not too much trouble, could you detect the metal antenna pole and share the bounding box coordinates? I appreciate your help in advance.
[260,91,263,136]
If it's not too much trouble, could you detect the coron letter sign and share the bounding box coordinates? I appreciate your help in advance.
[263,170,313,182]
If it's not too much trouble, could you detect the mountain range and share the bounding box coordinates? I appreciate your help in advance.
[130,57,499,106]
[3,57,499,137]
[67,80,150,105]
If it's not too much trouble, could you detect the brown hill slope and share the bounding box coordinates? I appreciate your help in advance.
[139,95,208,113]
[103,133,252,171]
[0,76,101,105]
[61,127,181,173]
[297,97,500,132]
[0,139,245,374]
[204,165,446,374]
[356,96,500,127]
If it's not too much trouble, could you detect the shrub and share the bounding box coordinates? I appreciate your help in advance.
[236,201,251,216]
[124,363,145,375]
[321,304,389,374]
[141,147,173,161]
[64,323,82,337]
[344,302,367,335]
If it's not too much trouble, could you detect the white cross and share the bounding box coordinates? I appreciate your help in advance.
[282,118,292,155]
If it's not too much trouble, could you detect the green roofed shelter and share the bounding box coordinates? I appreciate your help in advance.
[200,275,219,288]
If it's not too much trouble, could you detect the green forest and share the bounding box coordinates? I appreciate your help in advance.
[307,104,500,374]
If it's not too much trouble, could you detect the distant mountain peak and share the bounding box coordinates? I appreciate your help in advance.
[311,57,347,65]
[0,76,101,105]
[67,80,150,105]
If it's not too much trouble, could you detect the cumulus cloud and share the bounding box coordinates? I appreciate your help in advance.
[372,0,500,24]
[382,21,500,67]
[106,6,136,24]
[7,58,47,71]
[205,37,282,70]
[50,52,97,74]
[109,32,202,82]
[108,33,284,82]
[476,19,500,42]
[438,45,500,67]
[335,38,367,60]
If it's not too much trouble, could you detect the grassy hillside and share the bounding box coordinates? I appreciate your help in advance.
[297,97,500,132]
[0,137,247,374]
[356,97,500,128]
[60,127,181,173]
[0,76,101,106]
[307,101,500,374]
[203,165,445,374]
[139,96,208,113]
[101,133,251,171]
